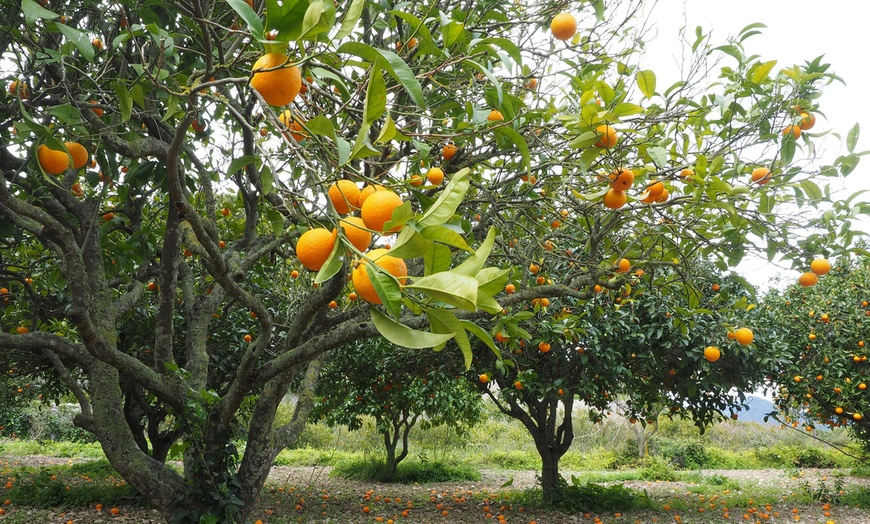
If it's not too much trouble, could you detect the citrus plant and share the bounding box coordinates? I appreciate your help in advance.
[0,0,865,521]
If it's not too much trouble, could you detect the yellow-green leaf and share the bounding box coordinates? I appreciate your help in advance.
[370,308,453,349]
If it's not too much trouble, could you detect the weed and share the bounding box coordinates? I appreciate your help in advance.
[330,458,480,483]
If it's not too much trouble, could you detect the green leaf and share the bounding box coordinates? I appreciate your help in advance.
[442,21,467,48]
[114,82,132,123]
[22,0,58,25]
[476,295,503,314]
[608,103,644,119]
[646,146,667,167]
[427,308,471,366]
[475,267,510,298]
[314,239,343,284]
[362,260,403,318]
[750,60,777,84]
[465,59,502,106]
[336,42,426,109]
[406,272,479,311]
[390,10,441,56]
[336,137,351,166]
[418,168,470,227]
[799,179,823,202]
[227,0,264,38]
[847,123,860,154]
[56,23,95,62]
[299,0,335,41]
[364,65,386,126]
[307,115,336,140]
[420,225,471,251]
[370,308,453,349]
[424,243,453,276]
[388,227,429,259]
[260,165,274,196]
[225,155,259,178]
[461,320,501,360]
[493,126,530,172]
[375,114,398,144]
[470,37,522,66]
[635,70,656,98]
[336,0,365,39]
[454,227,497,277]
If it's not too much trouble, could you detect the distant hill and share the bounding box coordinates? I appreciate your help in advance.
[737,395,778,425]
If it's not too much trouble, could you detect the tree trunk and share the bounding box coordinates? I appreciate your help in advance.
[539,446,561,505]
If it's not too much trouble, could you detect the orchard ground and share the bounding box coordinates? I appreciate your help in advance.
[1,455,869,523]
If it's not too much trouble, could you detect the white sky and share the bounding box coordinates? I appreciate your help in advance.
[642,0,870,288]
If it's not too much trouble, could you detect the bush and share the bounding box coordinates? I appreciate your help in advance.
[5,460,141,508]
[653,438,710,469]
[330,458,480,483]
[550,477,652,513]
[638,459,677,481]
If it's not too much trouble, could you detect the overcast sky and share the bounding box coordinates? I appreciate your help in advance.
[641,1,869,287]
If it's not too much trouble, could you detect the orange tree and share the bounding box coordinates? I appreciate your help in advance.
[0,0,865,521]
[762,256,870,449]
[473,264,765,503]
[311,338,481,478]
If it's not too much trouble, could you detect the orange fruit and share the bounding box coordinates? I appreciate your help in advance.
[335,216,372,252]
[798,272,818,287]
[426,167,444,185]
[244,334,253,343]
[64,142,88,169]
[734,328,753,346]
[525,77,538,89]
[409,174,423,187]
[9,81,29,99]
[361,190,403,232]
[783,125,801,139]
[442,143,458,160]
[494,332,509,343]
[704,346,721,362]
[655,189,669,203]
[679,167,694,180]
[15,326,28,334]
[538,341,551,353]
[278,109,307,142]
[505,283,516,294]
[514,381,523,390]
[835,407,844,415]
[358,184,384,207]
[352,248,408,304]
[550,12,577,41]
[615,258,630,273]
[810,258,831,276]
[487,109,504,121]
[645,181,664,199]
[594,124,618,148]
[479,374,489,383]
[855,413,863,421]
[750,167,771,185]
[799,112,816,131]
[608,168,634,191]
[602,188,626,209]
[250,53,302,106]
[37,144,71,175]
[88,99,104,117]
[328,180,360,215]
[295,228,336,271]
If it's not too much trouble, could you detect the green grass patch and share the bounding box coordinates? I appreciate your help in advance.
[330,458,480,483]
[272,447,361,467]
[3,459,141,508]
[0,439,104,458]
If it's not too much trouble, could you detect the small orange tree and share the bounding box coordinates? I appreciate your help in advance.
[763,256,870,448]
[311,338,480,478]
[0,0,865,521]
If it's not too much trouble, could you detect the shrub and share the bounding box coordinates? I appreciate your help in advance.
[550,477,652,513]
[639,459,677,481]
[330,458,480,483]
[6,460,140,508]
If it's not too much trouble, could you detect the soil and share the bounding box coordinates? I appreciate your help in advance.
[1,456,869,523]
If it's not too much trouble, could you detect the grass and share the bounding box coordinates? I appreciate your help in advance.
[0,440,104,458]
[2,459,141,508]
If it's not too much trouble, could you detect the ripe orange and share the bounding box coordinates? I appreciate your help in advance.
[782,125,801,139]
[608,168,634,191]
[704,346,721,362]
[64,142,88,169]
[550,12,577,41]
[9,81,29,99]
[525,77,538,90]
[426,167,444,185]
[711,284,721,292]
[494,332,509,343]
[487,109,504,121]
[615,258,630,273]
[645,181,664,199]
[855,413,863,421]
[37,144,72,175]
[655,189,669,203]
[361,190,403,232]
[750,167,771,185]
[734,327,754,346]
[15,326,28,334]
[835,407,844,414]
[505,283,516,294]
[442,143,458,160]
[602,188,626,209]
[250,53,302,106]
[295,228,336,271]
[335,216,372,252]
[538,341,551,353]
[352,248,408,304]
[88,100,104,117]
[244,334,253,343]
[679,167,694,180]
[514,381,523,390]
[810,258,831,276]
[798,272,818,287]
[409,174,423,187]
[479,374,489,383]
[799,112,816,131]
[328,300,338,309]
[358,184,384,207]
[328,180,360,215]
[594,124,618,148]
[278,109,307,142]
